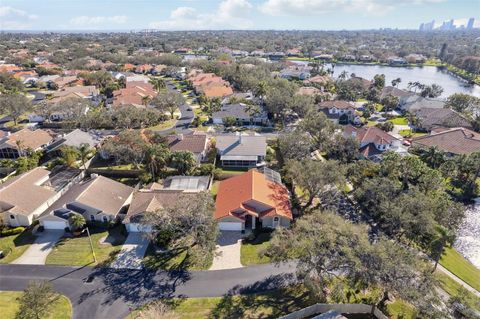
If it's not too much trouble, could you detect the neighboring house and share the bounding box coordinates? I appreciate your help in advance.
[50,86,100,104]
[379,86,416,108]
[39,175,134,229]
[112,82,156,107]
[297,87,322,96]
[414,108,473,131]
[411,127,480,155]
[216,134,267,168]
[280,66,311,80]
[318,100,361,125]
[125,75,150,83]
[46,129,103,155]
[123,190,192,232]
[166,132,209,163]
[212,103,268,126]
[0,167,80,227]
[387,56,407,66]
[0,128,54,159]
[215,168,293,231]
[400,96,445,112]
[344,125,404,160]
[162,175,210,192]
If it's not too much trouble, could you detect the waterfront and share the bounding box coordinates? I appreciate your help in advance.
[454,199,480,269]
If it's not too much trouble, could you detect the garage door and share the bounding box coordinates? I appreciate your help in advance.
[126,223,152,233]
[219,222,243,231]
[43,220,67,230]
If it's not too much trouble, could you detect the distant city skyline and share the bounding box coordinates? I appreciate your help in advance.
[0,0,479,31]
[419,17,480,31]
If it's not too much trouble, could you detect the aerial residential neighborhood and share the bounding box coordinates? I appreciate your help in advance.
[0,1,479,319]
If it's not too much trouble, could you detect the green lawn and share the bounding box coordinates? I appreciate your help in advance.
[148,118,177,131]
[398,129,426,138]
[0,291,72,319]
[130,286,314,319]
[385,300,416,319]
[0,230,37,264]
[388,117,408,125]
[240,232,272,266]
[143,244,212,271]
[439,246,480,292]
[435,272,480,311]
[46,226,126,266]
[210,181,220,196]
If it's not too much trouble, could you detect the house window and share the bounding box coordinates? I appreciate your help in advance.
[90,215,95,221]
[102,216,108,223]
[10,214,15,219]
[273,217,279,222]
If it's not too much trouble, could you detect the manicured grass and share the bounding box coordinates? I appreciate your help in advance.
[0,230,37,264]
[388,117,408,125]
[46,226,126,266]
[143,244,212,271]
[398,129,426,138]
[148,118,177,131]
[130,286,314,319]
[385,300,416,319]
[210,181,220,196]
[240,232,272,266]
[435,272,480,311]
[439,246,480,292]
[0,291,72,319]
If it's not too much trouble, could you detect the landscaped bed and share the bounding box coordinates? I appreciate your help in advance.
[0,230,37,264]
[0,291,72,319]
[46,225,126,266]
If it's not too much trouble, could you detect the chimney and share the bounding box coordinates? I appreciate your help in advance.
[178,134,184,141]
[238,134,243,144]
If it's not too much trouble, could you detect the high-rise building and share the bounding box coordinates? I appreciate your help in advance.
[467,18,475,29]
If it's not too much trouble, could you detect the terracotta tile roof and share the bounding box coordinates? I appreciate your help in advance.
[52,86,99,99]
[0,167,56,216]
[112,83,156,107]
[214,169,292,221]
[304,75,332,84]
[0,128,53,151]
[297,87,321,95]
[123,63,135,71]
[201,84,234,98]
[344,125,398,145]
[412,127,480,155]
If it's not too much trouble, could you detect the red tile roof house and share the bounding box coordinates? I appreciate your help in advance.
[343,125,403,160]
[215,169,293,231]
[0,128,54,159]
[112,82,156,108]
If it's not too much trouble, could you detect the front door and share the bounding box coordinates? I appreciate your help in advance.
[272,216,280,228]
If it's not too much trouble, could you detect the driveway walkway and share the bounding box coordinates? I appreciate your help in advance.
[110,233,149,270]
[12,230,64,265]
[210,231,244,270]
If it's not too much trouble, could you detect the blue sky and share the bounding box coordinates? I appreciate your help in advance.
[0,0,479,31]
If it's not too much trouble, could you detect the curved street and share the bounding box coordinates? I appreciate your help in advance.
[0,263,296,319]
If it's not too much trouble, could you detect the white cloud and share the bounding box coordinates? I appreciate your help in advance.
[0,6,37,29]
[149,0,254,30]
[69,15,128,28]
[259,0,446,16]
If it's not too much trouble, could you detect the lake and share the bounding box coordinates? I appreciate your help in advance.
[454,199,480,269]
[290,61,480,98]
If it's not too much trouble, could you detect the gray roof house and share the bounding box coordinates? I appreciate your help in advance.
[400,96,445,112]
[212,103,268,126]
[46,129,103,154]
[38,175,134,229]
[216,134,267,168]
[415,108,473,131]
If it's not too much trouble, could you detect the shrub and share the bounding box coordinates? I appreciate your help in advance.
[0,226,25,237]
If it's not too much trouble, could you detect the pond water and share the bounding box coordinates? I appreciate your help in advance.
[454,198,480,269]
[290,61,480,98]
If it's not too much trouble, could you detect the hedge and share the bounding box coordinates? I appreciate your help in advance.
[0,227,25,237]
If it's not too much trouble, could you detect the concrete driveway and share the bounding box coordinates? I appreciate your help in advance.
[12,230,64,265]
[209,231,244,270]
[110,232,150,269]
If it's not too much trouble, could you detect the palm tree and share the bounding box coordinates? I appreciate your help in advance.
[69,213,86,232]
[338,70,349,80]
[78,143,93,170]
[150,78,166,92]
[421,146,445,169]
[142,95,152,106]
[430,226,455,272]
[61,146,79,168]
[254,81,268,102]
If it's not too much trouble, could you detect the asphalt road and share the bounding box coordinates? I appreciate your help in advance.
[156,82,194,135]
[0,263,296,319]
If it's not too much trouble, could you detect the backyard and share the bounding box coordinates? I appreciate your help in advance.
[46,225,126,266]
[0,230,37,264]
[0,291,72,319]
[439,246,480,292]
